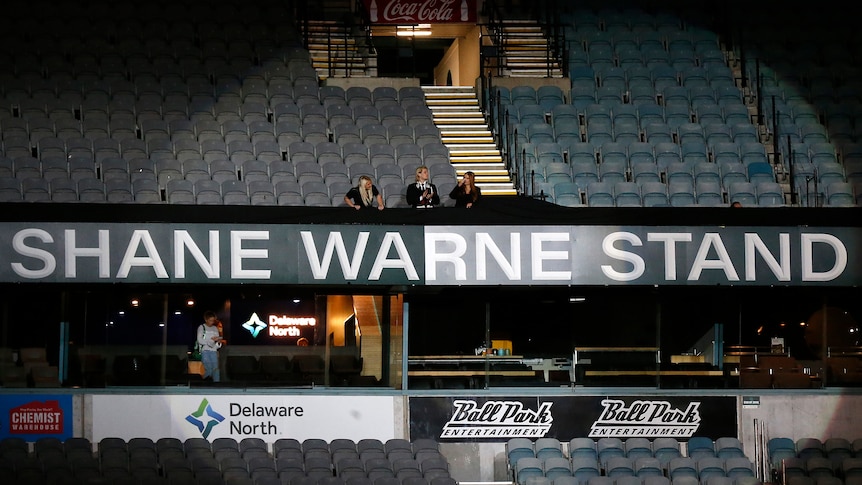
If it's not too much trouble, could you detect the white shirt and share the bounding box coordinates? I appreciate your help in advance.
[197,324,222,351]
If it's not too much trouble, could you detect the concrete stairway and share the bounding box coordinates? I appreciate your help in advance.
[495,20,563,78]
[305,20,376,79]
[422,86,516,196]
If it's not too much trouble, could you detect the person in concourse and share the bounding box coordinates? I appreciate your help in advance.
[449,170,482,208]
[344,175,384,210]
[406,165,440,208]
[197,311,225,382]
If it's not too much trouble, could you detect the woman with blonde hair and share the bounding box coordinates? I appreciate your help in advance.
[449,171,481,208]
[344,175,384,210]
[405,165,440,208]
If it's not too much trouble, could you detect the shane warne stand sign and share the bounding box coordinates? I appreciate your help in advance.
[0,223,857,286]
[364,0,477,24]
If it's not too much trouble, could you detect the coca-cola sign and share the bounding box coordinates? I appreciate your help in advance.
[364,0,476,24]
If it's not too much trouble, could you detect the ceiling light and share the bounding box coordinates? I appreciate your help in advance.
[396,25,432,36]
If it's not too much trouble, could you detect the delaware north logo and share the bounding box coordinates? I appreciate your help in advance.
[185,398,225,439]
[242,312,267,338]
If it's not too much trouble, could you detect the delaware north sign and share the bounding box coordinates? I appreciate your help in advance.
[0,223,858,286]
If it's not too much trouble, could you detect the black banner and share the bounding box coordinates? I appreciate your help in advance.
[409,396,736,442]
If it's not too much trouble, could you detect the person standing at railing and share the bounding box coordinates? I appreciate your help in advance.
[406,165,440,208]
[449,171,482,208]
[345,175,385,210]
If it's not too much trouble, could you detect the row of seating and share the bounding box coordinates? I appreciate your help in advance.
[564,39,728,76]
[786,476,862,485]
[0,140,453,180]
[779,456,862,480]
[0,111,439,143]
[0,140,451,177]
[513,455,756,484]
[542,179,805,208]
[506,437,747,465]
[524,475,760,485]
[0,364,61,388]
[0,138,460,205]
[514,122,760,151]
[523,142,777,177]
[561,23,721,49]
[0,437,442,458]
[0,84,431,112]
[0,143,447,181]
[0,460,454,485]
[0,176,459,207]
[499,103,748,138]
[500,84,745,114]
[0,436,452,485]
[0,166,458,207]
[507,437,758,485]
[550,103,749,129]
[768,437,862,467]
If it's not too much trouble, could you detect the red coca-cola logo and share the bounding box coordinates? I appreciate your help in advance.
[367,0,473,24]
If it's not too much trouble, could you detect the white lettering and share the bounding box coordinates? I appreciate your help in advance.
[745,233,790,281]
[231,231,270,279]
[174,230,220,278]
[11,229,57,278]
[300,231,368,280]
[801,233,847,281]
[688,233,739,281]
[647,233,692,281]
[425,232,467,281]
[382,0,457,22]
[65,229,110,278]
[116,230,168,278]
[476,232,520,280]
[531,232,571,280]
[602,232,646,281]
[369,232,419,280]
[269,316,316,326]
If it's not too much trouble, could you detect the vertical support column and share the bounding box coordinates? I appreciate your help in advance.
[402,299,409,391]
[484,301,490,389]
[160,293,168,386]
[58,291,69,384]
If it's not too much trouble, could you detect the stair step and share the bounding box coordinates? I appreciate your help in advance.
[477,186,518,195]
[457,171,511,179]
[441,136,495,146]
[422,85,514,195]
[451,157,505,164]
[432,113,485,120]
[450,149,502,156]
[442,138,496,145]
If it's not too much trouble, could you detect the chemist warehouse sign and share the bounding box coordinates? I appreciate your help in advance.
[0,223,858,286]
